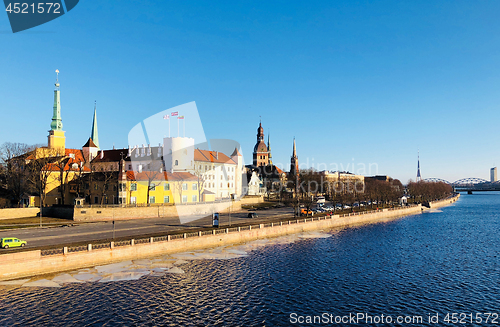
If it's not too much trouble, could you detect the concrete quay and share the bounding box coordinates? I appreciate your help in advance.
[0,194,460,281]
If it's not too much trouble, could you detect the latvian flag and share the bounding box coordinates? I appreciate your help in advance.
[171,112,179,117]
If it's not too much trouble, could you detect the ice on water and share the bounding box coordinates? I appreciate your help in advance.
[8,230,330,288]
[22,279,61,288]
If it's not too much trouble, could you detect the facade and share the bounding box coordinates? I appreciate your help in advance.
[491,167,498,182]
[126,171,199,205]
[320,171,365,184]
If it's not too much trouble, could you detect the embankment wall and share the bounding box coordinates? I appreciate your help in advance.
[0,208,40,220]
[0,194,459,281]
[43,196,264,222]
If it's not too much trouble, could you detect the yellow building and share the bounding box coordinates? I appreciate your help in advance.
[126,171,200,205]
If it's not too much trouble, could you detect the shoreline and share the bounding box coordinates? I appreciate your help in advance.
[0,194,460,281]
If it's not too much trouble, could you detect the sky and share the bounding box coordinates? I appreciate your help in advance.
[1,1,500,184]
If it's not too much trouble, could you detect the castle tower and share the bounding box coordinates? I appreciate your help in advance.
[90,102,100,149]
[290,138,298,176]
[416,152,422,182]
[231,147,243,196]
[47,70,66,153]
[252,121,269,167]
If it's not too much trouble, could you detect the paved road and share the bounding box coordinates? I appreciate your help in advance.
[0,207,295,251]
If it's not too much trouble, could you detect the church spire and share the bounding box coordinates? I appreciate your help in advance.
[290,138,298,175]
[50,69,62,131]
[416,151,422,182]
[91,101,100,149]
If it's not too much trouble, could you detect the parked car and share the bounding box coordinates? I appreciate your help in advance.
[1,237,27,249]
[300,208,314,216]
[247,212,258,218]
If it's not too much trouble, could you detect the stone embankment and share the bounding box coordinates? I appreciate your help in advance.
[0,194,460,281]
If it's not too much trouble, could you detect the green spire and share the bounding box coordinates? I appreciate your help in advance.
[50,70,63,131]
[91,101,100,149]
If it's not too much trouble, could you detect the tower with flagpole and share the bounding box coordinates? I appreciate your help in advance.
[47,69,66,154]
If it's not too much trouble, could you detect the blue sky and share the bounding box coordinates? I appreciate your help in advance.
[1,1,500,183]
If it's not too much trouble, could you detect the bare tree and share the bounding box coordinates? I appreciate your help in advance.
[0,142,36,206]
[143,160,164,204]
[193,164,208,202]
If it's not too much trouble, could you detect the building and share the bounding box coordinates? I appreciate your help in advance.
[253,122,269,167]
[27,73,244,207]
[245,121,287,195]
[126,171,200,205]
[491,167,498,182]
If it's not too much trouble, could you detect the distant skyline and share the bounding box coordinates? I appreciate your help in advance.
[2,1,500,183]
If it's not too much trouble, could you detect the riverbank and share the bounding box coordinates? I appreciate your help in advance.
[0,194,460,281]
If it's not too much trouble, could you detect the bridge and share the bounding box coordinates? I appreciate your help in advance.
[424,178,500,192]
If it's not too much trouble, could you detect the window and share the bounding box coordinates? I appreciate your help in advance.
[94,196,99,204]
[130,183,137,191]
[182,183,188,191]
[192,195,197,202]
[85,183,89,190]
[182,195,187,203]
[128,164,132,170]
[149,196,155,204]
[138,164,142,172]
[164,196,170,203]
[94,184,98,190]
[175,160,179,166]
[130,196,136,204]
[150,184,156,191]
[192,184,197,190]
[164,183,170,191]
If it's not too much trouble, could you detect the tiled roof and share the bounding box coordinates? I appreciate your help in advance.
[194,149,236,164]
[83,138,98,148]
[127,171,198,182]
[91,149,131,163]
[43,148,91,172]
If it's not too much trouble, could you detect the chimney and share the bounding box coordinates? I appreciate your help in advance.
[100,150,104,159]
[128,145,131,157]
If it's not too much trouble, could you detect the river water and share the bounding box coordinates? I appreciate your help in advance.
[1,193,500,326]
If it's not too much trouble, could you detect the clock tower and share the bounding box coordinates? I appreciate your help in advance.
[48,70,66,153]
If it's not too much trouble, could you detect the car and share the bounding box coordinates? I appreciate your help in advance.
[300,208,314,216]
[1,237,27,249]
[247,212,258,218]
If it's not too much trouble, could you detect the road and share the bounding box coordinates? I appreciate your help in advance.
[0,207,294,251]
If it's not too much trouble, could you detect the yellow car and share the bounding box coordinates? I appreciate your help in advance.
[1,237,27,249]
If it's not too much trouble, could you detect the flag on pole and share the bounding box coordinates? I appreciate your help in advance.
[178,116,184,119]
[163,115,169,119]
[171,112,179,117]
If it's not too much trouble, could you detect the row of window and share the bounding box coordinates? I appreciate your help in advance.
[130,182,198,191]
[204,182,234,188]
[147,195,197,203]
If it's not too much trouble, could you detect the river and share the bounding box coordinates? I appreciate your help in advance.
[1,193,499,326]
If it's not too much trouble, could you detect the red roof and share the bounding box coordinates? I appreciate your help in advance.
[127,171,198,182]
[194,149,236,164]
[43,148,91,172]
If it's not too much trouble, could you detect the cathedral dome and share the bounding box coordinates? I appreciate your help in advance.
[254,141,268,153]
